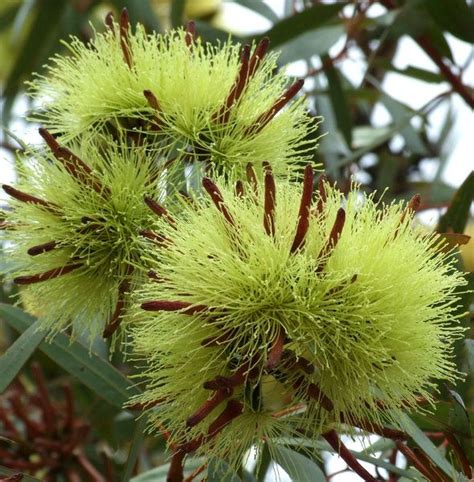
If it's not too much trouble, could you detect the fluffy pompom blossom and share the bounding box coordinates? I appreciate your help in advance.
[130,166,465,477]
[1,131,166,340]
[29,12,318,178]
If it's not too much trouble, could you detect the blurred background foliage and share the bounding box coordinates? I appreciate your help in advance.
[0,0,473,481]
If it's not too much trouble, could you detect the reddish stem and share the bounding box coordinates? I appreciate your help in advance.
[323,429,377,482]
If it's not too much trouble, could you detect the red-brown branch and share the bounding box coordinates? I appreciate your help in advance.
[417,35,474,109]
[323,429,377,482]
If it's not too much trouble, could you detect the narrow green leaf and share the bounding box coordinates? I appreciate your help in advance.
[260,3,346,49]
[278,24,345,65]
[373,60,444,83]
[398,412,458,478]
[122,417,147,482]
[0,318,46,393]
[170,0,186,28]
[389,1,453,61]
[0,303,140,408]
[437,171,474,234]
[354,451,419,479]
[207,458,241,482]
[424,0,474,43]
[380,94,427,156]
[3,0,68,122]
[233,0,279,23]
[323,55,353,147]
[272,445,326,482]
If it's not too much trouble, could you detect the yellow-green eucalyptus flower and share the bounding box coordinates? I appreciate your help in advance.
[1,131,165,341]
[129,166,465,476]
[29,11,318,179]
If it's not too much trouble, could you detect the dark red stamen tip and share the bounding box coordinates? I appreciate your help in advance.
[265,329,285,370]
[185,20,196,47]
[249,37,270,75]
[14,264,82,285]
[215,44,251,124]
[186,388,232,428]
[147,269,164,282]
[103,274,132,338]
[246,79,305,136]
[143,90,160,111]
[38,127,60,152]
[27,240,57,256]
[141,300,210,316]
[202,178,235,226]
[290,165,314,253]
[120,8,132,68]
[3,184,59,214]
[235,180,244,198]
[263,166,276,237]
[399,193,421,226]
[144,197,175,226]
[105,11,115,31]
[281,351,314,374]
[246,163,258,197]
[316,207,345,273]
[203,361,254,390]
[139,229,170,245]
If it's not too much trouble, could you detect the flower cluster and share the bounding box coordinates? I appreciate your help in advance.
[130,167,464,476]
[0,9,467,481]
[29,11,317,179]
[1,131,163,339]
